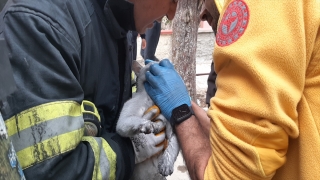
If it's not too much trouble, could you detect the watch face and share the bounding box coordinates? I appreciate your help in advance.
[171,104,193,125]
[174,104,189,117]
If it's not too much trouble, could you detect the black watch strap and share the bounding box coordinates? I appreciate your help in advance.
[170,104,194,126]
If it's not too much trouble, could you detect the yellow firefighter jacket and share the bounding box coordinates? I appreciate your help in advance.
[205,0,320,179]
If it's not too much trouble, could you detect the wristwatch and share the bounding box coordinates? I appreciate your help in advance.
[170,104,194,126]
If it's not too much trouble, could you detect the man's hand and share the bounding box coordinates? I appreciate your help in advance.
[131,131,165,164]
[144,59,191,121]
[131,105,166,164]
[141,39,147,49]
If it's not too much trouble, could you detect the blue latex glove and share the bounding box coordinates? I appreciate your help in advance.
[144,59,191,121]
[145,59,153,65]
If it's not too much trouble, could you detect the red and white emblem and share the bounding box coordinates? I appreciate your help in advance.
[216,0,249,47]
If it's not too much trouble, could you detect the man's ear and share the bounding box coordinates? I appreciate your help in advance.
[166,0,178,20]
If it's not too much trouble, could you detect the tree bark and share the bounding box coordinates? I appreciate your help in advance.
[171,0,202,102]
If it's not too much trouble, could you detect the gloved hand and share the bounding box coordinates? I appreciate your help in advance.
[145,59,153,65]
[144,59,191,121]
[131,131,165,164]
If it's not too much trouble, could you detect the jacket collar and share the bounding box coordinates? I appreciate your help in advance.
[103,0,136,39]
[214,0,225,13]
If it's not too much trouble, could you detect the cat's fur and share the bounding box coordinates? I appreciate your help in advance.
[116,62,180,180]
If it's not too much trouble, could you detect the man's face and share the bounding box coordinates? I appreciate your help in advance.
[129,0,178,34]
[199,0,219,33]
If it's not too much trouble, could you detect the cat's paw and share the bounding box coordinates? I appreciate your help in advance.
[139,121,155,134]
[140,115,166,134]
[158,151,174,176]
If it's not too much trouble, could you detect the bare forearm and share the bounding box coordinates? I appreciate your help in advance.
[191,101,211,137]
[175,115,211,180]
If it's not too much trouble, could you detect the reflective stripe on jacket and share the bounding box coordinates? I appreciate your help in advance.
[0,0,135,179]
[5,101,116,180]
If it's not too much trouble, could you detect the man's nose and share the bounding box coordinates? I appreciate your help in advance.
[166,1,178,20]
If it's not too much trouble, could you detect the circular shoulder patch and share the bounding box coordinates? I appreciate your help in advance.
[216,0,249,47]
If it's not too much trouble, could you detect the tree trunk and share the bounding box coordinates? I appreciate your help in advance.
[171,0,201,102]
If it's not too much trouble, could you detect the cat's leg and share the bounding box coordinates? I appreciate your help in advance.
[158,123,180,176]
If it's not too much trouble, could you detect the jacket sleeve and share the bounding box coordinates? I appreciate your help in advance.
[206,62,217,106]
[140,34,146,39]
[3,6,133,180]
[205,1,306,179]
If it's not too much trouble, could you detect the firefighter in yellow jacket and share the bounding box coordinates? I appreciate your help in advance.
[144,0,320,179]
